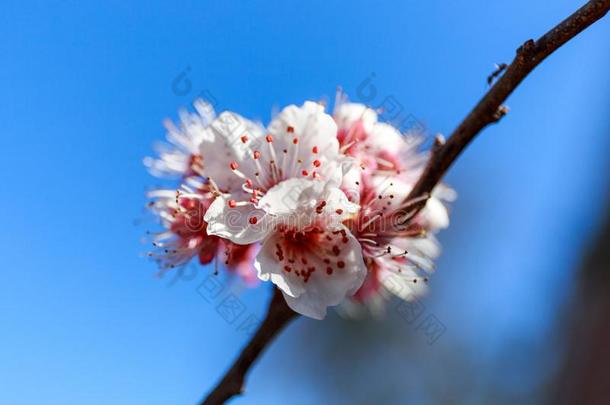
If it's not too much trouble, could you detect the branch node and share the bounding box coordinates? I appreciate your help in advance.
[517,39,536,55]
[492,105,510,122]
[432,133,446,151]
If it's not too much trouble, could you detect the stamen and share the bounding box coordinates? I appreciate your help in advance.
[375,156,395,168]
[266,136,280,182]
[229,161,248,180]
[360,211,384,230]
[227,199,249,208]
[358,238,379,246]
[289,132,301,178]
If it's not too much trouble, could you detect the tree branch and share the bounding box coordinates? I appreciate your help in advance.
[201,288,298,405]
[200,2,609,404]
[405,0,610,212]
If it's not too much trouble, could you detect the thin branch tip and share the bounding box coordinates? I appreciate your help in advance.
[433,134,446,149]
[404,0,609,211]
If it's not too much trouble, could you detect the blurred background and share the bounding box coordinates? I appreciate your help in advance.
[1,1,609,404]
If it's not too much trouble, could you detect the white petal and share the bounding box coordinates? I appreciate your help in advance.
[390,234,440,272]
[421,197,450,230]
[433,183,458,202]
[341,165,363,204]
[193,99,216,126]
[254,234,307,298]
[380,269,429,301]
[204,193,271,244]
[334,103,378,134]
[199,112,264,192]
[258,178,318,216]
[321,183,360,220]
[267,102,342,184]
[368,175,412,211]
[367,122,405,152]
[410,234,441,260]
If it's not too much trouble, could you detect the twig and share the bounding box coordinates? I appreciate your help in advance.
[200,2,610,403]
[404,0,610,214]
[201,288,298,405]
[487,63,508,86]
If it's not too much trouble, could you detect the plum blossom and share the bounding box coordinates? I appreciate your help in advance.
[143,95,455,320]
[146,177,258,283]
[251,178,366,319]
[341,175,445,317]
[146,182,217,270]
[332,98,455,316]
[144,101,257,284]
[202,102,367,318]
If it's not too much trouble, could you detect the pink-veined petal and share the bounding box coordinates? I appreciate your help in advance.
[255,225,366,319]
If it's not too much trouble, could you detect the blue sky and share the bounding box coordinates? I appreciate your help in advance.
[1,1,608,404]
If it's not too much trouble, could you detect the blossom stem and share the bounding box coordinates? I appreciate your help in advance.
[403,0,610,217]
[201,288,298,405]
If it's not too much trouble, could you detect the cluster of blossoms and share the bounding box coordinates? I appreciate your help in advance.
[144,95,455,319]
